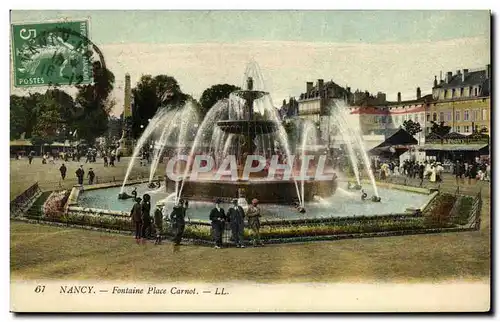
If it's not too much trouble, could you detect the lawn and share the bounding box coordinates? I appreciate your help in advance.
[10,158,491,283]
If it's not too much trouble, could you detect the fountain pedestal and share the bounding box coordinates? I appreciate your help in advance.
[117,120,133,157]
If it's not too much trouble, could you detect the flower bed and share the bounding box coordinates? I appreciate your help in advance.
[423,193,456,227]
[453,196,475,225]
[42,190,70,220]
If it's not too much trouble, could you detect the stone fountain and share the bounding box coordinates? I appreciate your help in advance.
[164,77,338,204]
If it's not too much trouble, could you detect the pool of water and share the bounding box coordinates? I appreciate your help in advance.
[76,183,432,221]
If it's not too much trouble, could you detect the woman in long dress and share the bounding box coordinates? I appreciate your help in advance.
[429,165,437,182]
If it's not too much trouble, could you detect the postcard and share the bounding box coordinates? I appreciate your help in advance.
[9,10,491,312]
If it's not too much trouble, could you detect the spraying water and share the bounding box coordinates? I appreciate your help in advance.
[246,62,302,206]
[148,107,185,183]
[299,121,315,207]
[120,108,170,194]
[332,100,379,197]
[328,104,361,186]
[177,99,229,200]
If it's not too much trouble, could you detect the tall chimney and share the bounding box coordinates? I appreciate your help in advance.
[317,79,324,90]
[397,92,401,103]
[306,82,313,93]
[446,71,453,83]
[485,64,491,79]
[416,87,421,99]
[462,69,469,82]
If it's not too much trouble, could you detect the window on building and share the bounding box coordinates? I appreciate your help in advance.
[426,114,430,122]
[408,114,412,121]
[474,88,478,96]
[482,109,487,121]
[452,89,456,98]
[456,126,460,133]
[455,111,460,121]
[432,113,437,122]
[439,112,444,122]
[446,112,451,121]
[460,88,464,96]
[469,86,473,96]
[474,110,479,121]
[464,110,469,121]
[464,125,470,133]
[444,89,448,98]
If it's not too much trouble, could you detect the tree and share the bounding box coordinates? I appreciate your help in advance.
[107,114,123,142]
[44,88,77,140]
[30,96,63,146]
[10,95,28,140]
[402,119,422,136]
[131,74,189,139]
[73,62,116,144]
[282,120,298,150]
[199,84,241,116]
[430,121,451,137]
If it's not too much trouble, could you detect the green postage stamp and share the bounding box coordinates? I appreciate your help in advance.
[11,20,92,87]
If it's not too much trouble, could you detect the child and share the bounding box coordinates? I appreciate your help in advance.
[154,204,163,245]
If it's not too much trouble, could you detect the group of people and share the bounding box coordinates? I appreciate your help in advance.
[453,159,490,184]
[374,157,490,186]
[60,164,96,185]
[209,198,263,249]
[22,148,122,167]
[127,191,265,248]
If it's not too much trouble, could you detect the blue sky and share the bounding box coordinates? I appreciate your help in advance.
[11,10,490,44]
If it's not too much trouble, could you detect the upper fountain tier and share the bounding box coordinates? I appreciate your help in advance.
[216,77,277,136]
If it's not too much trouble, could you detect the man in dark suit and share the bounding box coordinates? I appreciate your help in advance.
[209,199,226,249]
[227,198,245,248]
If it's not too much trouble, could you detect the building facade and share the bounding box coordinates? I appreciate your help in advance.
[427,65,491,135]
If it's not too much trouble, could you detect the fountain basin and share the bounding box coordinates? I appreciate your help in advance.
[166,178,338,204]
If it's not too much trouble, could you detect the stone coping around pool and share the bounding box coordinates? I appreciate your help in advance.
[67,206,129,217]
[80,178,152,191]
[359,180,431,195]
[65,178,153,213]
[11,216,477,246]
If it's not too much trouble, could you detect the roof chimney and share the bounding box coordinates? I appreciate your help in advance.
[486,64,491,79]
[306,82,313,93]
[446,71,453,83]
[317,79,324,90]
[416,87,421,99]
[433,75,438,87]
[462,69,469,82]
[397,92,401,103]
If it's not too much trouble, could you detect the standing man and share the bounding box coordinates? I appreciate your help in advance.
[227,198,245,248]
[75,165,85,185]
[247,198,263,247]
[28,151,35,165]
[59,163,67,180]
[141,194,152,243]
[209,199,226,249]
[170,199,188,246]
[130,197,143,244]
[88,168,95,185]
[154,204,164,245]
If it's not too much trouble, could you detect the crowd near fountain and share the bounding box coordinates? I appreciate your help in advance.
[82,62,408,223]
